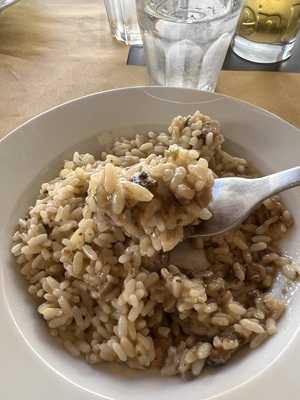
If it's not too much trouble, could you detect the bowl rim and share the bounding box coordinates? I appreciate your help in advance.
[2,86,299,146]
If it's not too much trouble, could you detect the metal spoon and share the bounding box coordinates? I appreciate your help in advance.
[187,166,300,238]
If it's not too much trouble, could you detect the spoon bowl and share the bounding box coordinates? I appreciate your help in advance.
[188,166,300,238]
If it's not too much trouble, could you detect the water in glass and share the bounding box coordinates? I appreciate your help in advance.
[104,0,142,45]
[137,0,243,91]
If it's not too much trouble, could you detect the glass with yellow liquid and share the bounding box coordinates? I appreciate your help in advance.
[233,0,300,63]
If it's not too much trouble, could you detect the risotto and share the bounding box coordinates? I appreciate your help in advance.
[11,111,299,378]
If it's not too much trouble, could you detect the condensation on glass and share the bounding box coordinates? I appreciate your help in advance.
[137,0,244,92]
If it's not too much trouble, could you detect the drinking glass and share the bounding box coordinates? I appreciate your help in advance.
[233,1,300,63]
[136,0,244,92]
[104,0,142,45]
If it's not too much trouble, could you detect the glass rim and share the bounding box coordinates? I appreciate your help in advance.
[137,0,243,24]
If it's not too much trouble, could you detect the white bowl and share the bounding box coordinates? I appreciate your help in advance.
[1,87,300,400]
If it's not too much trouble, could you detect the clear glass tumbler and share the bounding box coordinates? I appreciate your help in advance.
[104,0,142,45]
[136,0,244,92]
[233,1,300,63]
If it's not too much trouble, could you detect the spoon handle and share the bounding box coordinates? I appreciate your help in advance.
[259,166,300,200]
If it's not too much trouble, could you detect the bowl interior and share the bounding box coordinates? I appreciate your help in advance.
[1,87,300,400]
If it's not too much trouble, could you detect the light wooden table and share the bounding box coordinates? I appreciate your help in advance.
[0,0,300,138]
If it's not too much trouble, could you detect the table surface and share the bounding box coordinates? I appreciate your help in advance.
[0,0,300,138]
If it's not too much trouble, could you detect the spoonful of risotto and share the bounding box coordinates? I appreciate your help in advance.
[87,142,299,252]
[188,166,300,238]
